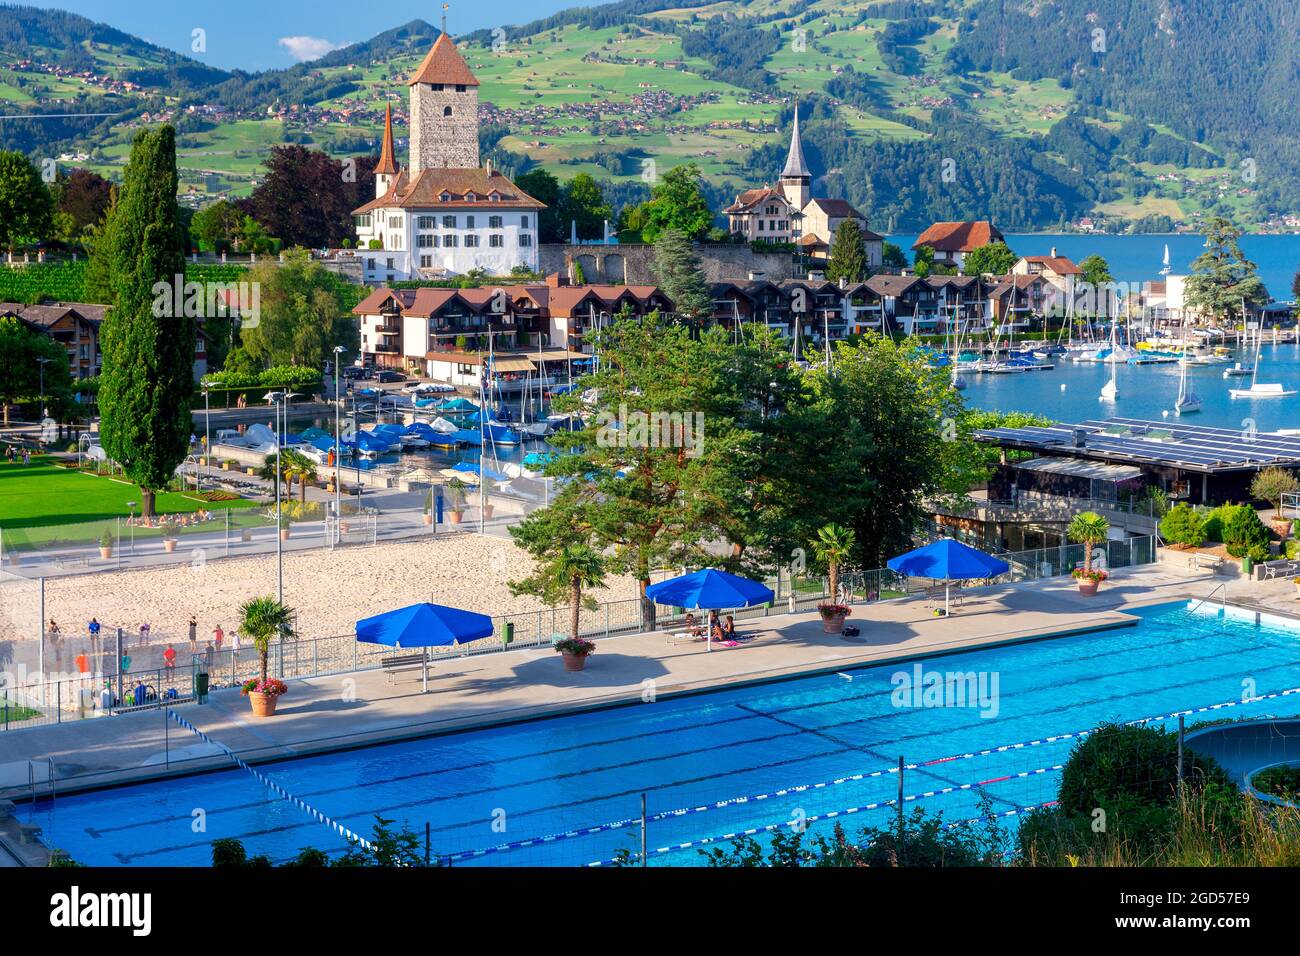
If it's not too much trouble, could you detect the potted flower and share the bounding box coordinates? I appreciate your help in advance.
[1068,511,1111,595]
[482,502,495,520]
[447,478,467,525]
[277,510,292,541]
[555,636,596,671]
[241,677,288,717]
[98,526,113,560]
[238,595,294,716]
[160,518,179,553]
[1249,467,1298,538]
[812,523,856,633]
[221,458,233,471]
[423,489,434,526]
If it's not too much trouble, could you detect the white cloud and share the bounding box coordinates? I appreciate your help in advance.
[278,36,347,63]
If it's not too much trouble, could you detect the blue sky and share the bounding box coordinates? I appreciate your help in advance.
[26,0,589,71]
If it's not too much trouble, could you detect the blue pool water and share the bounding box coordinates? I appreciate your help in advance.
[35,601,1300,867]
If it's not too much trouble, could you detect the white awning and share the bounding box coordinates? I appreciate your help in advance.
[1014,456,1142,482]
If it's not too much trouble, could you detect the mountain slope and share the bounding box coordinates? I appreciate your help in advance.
[1,1,1295,230]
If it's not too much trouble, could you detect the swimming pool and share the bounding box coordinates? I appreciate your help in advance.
[33,601,1300,866]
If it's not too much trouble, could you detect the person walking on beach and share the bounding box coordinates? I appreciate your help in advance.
[47,619,63,669]
[212,624,224,652]
[187,615,198,655]
[162,645,177,670]
[139,621,150,644]
[87,617,101,658]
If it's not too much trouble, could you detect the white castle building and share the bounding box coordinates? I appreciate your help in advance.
[352,32,543,281]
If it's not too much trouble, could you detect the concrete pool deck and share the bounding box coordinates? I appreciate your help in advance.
[9,558,1292,818]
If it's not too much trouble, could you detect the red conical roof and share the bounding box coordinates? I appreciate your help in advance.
[407,32,479,87]
[374,103,398,175]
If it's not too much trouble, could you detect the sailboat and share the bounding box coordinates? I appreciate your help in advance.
[1173,316,1201,414]
[1229,300,1295,398]
[1098,307,1121,401]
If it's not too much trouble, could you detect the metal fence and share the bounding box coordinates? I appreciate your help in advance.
[0,535,1160,734]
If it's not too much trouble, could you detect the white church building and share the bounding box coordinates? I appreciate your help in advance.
[352,32,543,281]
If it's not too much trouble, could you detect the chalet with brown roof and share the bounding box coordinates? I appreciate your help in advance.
[1010,247,1083,293]
[912,221,1005,269]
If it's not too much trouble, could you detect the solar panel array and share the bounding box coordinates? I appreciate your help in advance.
[971,417,1300,473]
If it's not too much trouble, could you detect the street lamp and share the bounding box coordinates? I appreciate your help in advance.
[264,389,302,605]
[200,380,211,492]
[36,356,51,445]
[332,346,345,541]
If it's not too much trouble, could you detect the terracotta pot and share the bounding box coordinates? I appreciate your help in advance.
[248,691,279,717]
[820,611,848,634]
[482,505,495,519]
[1076,579,1099,596]
[339,521,350,533]
[562,650,588,672]
[449,511,464,525]
[163,538,177,553]
[98,547,111,560]
[423,513,433,525]
[1271,519,1292,538]
[280,528,291,541]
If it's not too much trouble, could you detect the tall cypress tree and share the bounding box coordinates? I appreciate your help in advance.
[825,219,867,283]
[652,227,711,321]
[98,126,193,517]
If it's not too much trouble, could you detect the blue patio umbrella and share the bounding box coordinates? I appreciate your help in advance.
[356,602,493,691]
[886,538,1010,615]
[645,569,774,651]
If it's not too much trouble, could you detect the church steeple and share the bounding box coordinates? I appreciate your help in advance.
[779,102,811,210]
[374,103,398,196]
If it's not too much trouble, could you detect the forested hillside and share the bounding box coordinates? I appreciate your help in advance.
[1,0,1296,230]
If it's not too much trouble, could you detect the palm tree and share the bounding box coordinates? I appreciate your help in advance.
[280,449,317,503]
[551,546,607,639]
[1068,512,1110,574]
[239,595,294,684]
[812,523,856,603]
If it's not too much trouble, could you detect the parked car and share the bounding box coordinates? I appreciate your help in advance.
[376,370,406,383]
[342,366,368,380]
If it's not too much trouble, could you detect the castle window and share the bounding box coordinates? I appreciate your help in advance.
[489,235,503,248]
[417,215,435,230]
[466,215,475,228]
[417,234,433,248]
[444,235,458,247]
[420,255,432,268]
[489,192,501,201]
[465,235,479,247]
[431,83,444,91]
[388,216,402,229]
[354,214,372,228]
[521,216,529,228]
[456,84,466,92]
[520,234,532,247]
[439,192,451,202]
[442,215,457,228]
[465,192,476,202]
[488,215,503,229]
[443,106,452,117]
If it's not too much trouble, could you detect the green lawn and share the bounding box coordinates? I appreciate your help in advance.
[0,457,257,531]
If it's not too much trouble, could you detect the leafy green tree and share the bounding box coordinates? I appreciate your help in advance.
[1184,217,1268,323]
[0,315,73,425]
[912,244,935,279]
[1249,466,1299,520]
[241,248,357,368]
[817,334,962,568]
[962,240,1017,277]
[190,199,243,252]
[97,125,193,518]
[0,151,54,252]
[515,168,563,243]
[560,173,612,241]
[881,241,908,269]
[1078,253,1113,289]
[641,162,713,242]
[826,220,867,283]
[652,227,711,320]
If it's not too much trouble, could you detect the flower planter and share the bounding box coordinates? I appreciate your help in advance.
[221,462,231,471]
[1271,519,1292,539]
[482,505,495,519]
[1076,580,1099,596]
[820,611,849,634]
[162,538,177,553]
[98,547,111,560]
[246,467,257,476]
[449,511,464,525]
[279,528,291,541]
[423,513,433,525]
[248,691,279,717]
[561,651,589,672]
[339,521,351,534]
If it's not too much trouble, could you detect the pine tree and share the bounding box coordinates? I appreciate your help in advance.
[826,220,867,283]
[652,228,711,321]
[97,126,194,517]
[1183,217,1267,323]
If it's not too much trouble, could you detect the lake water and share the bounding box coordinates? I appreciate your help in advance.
[960,341,1300,430]
[888,233,1300,302]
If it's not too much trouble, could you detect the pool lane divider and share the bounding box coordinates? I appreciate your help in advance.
[166,709,373,852]
[438,683,1300,865]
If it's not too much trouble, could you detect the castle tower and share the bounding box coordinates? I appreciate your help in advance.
[779,105,811,212]
[408,31,480,172]
[374,103,399,197]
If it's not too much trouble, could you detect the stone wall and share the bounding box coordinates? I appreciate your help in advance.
[537,244,796,284]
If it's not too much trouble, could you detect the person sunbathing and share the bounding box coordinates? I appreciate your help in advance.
[684,612,704,638]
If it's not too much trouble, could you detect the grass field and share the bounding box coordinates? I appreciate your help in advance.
[0,457,257,531]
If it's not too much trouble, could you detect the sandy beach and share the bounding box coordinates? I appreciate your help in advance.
[0,533,642,648]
